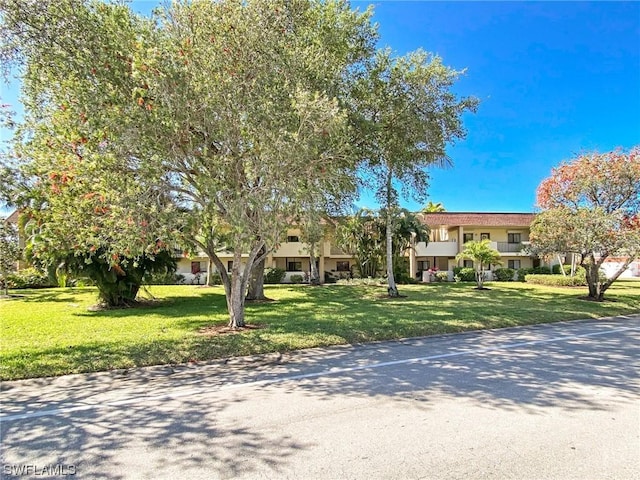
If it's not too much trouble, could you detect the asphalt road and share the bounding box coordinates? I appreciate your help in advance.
[1,315,639,479]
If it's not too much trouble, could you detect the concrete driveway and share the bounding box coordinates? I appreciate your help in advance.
[1,315,639,479]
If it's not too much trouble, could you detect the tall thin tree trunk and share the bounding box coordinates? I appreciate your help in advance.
[206,258,216,286]
[309,242,320,285]
[2,267,7,296]
[557,254,566,276]
[386,170,398,297]
[476,263,484,289]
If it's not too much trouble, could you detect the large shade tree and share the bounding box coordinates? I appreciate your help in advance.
[1,0,377,325]
[350,48,478,296]
[530,148,640,301]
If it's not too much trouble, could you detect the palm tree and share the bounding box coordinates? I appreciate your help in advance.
[422,201,446,213]
[455,239,502,289]
[390,209,430,280]
[335,209,385,278]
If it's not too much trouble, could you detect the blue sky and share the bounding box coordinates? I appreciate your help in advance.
[2,1,639,215]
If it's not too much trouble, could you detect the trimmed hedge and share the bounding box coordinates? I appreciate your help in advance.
[493,268,515,282]
[1,268,55,289]
[525,274,587,287]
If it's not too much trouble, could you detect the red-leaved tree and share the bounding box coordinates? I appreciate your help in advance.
[530,147,640,301]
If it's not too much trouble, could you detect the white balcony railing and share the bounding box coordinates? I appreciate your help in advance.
[415,241,458,257]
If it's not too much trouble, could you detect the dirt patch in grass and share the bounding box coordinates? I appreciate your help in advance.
[87,298,168,311]
[198,323,267,336]
[370,293,409,300]
[245,297,276,303]
[577,296,618,303]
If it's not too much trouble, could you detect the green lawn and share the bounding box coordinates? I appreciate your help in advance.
[1,280,639,380]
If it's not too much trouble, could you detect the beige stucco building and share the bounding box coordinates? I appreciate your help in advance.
[176,212,541,284]
[411,212,538,280]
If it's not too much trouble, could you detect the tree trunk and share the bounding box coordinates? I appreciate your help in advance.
[201,239,265,328]
[385,170,399,297]
[476,263,484,289]
[557,254,566,276]
[246,250,267,301]
[589,256,634,301]
[585,258,603,301]
[227,270,246,328]
[2,266,7,296]
[309,242,320,285]
[206,258,216,286]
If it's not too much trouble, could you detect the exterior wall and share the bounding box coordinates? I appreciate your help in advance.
[415,241,458,257]
[601,259,640,279]
[324,258,353,275]
[175,213,542,284]
[274,257,311,272]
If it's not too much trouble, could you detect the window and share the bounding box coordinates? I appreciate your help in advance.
[417,260,430,271]
[463,233,474,243]
[287,261,302,271]
[336,261,350,272]
[463,260,473,268]
[191,262,201,275]
[508,260,521,269]
[227,261,233,273]
[481,232,490,240]
[287,235,299,242]
[508,233,521,244]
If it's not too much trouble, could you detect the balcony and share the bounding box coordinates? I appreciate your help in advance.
[494,242,527,254]
[496,242,523,253]
[415,241,458,257]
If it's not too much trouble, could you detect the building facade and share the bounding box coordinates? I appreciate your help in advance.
[176,212,542,284]
[411,212,538,280]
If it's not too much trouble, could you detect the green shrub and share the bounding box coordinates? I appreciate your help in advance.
[435,271,449,282]
[393,258,412,284]
[493,268,515,282]
[531,266,552,275]
[525,274,587,287]
[1,268,55,289]
[264,267,286,284]
[147,271,185,285]
[457,267,476,282]
[516,268,532,282]
[552,264,568,275]
[207,272,222,285]
[324,271,337,283]
[289,274,304,284]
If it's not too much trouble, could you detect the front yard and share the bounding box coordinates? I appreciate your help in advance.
[1,280,639,380]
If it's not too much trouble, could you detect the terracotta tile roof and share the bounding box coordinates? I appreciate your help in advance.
[4,210,20,224]
[419,212,536,227]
